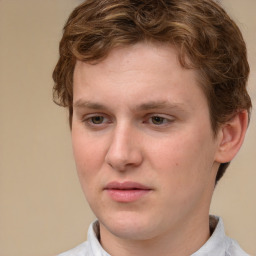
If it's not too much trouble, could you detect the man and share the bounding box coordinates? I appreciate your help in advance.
[53,0,252,255]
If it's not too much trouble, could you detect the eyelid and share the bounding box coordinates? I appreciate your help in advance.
[82,113,111,127]
[147,113,175,119]
[145,113,175,125]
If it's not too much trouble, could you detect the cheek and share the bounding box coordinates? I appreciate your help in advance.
[152,134,216,216]
[71,132,104,206]
[72,130,104,181]
[149,130,216,187]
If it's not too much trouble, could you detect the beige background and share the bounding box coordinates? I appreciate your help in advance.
[0,0,255,255]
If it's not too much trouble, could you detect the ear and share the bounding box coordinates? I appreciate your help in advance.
[215,110,248,163]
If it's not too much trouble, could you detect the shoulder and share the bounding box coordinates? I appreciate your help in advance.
[212,216,250,256]
[56,220,108,256]
[192,216,250,256]
[225,238,251,256]
[57,241,90,256]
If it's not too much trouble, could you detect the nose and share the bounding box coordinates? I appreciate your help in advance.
[105,124,143,171]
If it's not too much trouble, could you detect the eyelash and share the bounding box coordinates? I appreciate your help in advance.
[83,114,110,127]
[146,115,173,126]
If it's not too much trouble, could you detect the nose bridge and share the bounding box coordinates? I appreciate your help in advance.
[105,121,142,170]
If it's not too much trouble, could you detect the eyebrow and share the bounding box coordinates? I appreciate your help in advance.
[74,100,106,110]
[135,101,186,112]
[73,99,187,113]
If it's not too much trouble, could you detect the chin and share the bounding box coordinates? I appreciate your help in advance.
[105,224,155,240]
[99,211,162,241]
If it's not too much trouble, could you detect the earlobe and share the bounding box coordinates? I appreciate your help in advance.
[215,110,248,164]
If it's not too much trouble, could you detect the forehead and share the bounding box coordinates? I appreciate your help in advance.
[77,42,185,69]
[73,42,207,112]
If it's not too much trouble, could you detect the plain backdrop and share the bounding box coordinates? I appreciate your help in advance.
[0,0,255,255]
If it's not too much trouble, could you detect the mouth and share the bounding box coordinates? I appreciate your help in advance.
[104,181,152,202]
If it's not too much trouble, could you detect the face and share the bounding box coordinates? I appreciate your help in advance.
[72,43,221,242]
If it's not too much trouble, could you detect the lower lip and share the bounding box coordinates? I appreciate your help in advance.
[105,189,151,202]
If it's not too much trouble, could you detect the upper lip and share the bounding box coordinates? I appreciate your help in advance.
[104,181,152,190]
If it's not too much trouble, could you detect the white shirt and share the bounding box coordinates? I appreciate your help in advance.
[58,216,249,256]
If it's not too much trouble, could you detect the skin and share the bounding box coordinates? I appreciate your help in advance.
[71,42,247,256]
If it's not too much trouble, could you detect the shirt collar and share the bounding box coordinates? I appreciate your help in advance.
[191,216,228,255]
[87,221,110,256]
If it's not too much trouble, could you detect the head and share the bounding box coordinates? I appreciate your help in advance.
[53,0,251,183]
[52,1,252,249]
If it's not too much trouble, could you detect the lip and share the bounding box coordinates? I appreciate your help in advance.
[104,181,152,202]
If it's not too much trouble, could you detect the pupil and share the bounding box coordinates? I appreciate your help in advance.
[92,116,103,124]
[153,116,163,124]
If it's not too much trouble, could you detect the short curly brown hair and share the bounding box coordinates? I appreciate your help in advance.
[53,0,252,183]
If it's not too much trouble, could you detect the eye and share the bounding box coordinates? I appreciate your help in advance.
[82,114,110,128]
[151,116,166,125]
[90,116,105,124]
[146,114,174,127]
